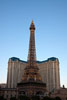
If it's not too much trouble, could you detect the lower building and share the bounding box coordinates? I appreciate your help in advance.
[51,86,67,100]
[0,84,6,88]
[0,88,18,99]
[0,86,67,100]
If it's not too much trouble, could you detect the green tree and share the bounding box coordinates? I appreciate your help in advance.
[42,96,50,100]
[42,96,55,100]
[19,95,30,100]
[0,96,6,100]
[10,97,17,100]
[55,96,61,100]
[31,96,40,100]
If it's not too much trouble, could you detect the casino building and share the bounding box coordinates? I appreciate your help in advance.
[7,21,60,93]
[0,21,60,99]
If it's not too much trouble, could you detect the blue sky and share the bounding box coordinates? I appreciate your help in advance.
[0,0,67,87]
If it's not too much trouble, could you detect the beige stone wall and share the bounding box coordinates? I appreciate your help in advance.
[38,59,60,92]
[7,57,60,92]
[7,58,26,88]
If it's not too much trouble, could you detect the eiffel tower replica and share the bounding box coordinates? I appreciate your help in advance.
[17,21,47,97]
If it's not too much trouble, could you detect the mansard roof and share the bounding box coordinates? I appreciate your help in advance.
[9,57,27,63]
[9,57,59,63]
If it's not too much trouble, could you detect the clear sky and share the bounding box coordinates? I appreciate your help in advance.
[0,0,67,87]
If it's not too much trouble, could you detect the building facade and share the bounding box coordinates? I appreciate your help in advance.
[7,57,60,92]
[7,21,60,94]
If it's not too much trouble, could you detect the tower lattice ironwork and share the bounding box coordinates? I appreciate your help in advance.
[22,21,42,82]
[17,21,47,97]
